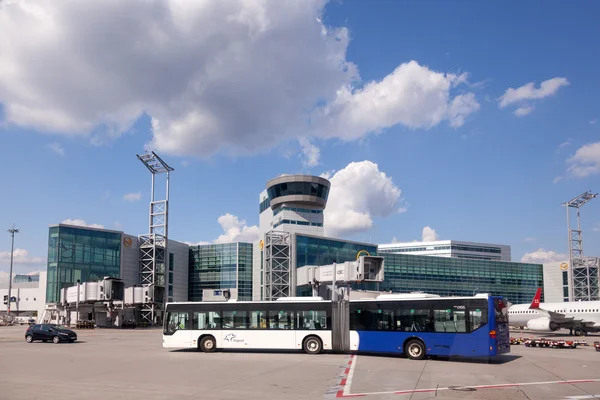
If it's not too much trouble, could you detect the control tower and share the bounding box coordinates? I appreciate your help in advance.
[259,174,331,238]
[255,175,331,300]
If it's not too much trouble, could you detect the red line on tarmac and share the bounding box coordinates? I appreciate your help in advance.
[339,378,600,397]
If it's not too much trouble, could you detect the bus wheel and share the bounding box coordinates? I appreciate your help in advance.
[405,339,426,360]
[303,336,322,355]
[200,336,216,353]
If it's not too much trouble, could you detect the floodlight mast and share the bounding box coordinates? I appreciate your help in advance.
[136,151,174,325]
[6,224,19,316]
[562,191,598,301]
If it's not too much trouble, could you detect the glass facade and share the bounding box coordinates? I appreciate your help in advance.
[267,181,329,202]
[371,254,543,305]
[296,235,378,268]
[46,226,121,303]
[188,243,253,301]
[13,274,40,283]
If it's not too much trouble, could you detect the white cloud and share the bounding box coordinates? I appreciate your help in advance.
[123,192,142,202]
[61,219,104,229]
[188,214,259,246]
[590,120,597,125]
[422,226,439,242]
[499,77,569,108]
[315,63,479,140]
[552,176,563,184]
[48,142,65,156]
[523,237,536,243]
[521,248,567,264]
[0,249,45,265]
[298,137,320,167]
[391,237,399,243]
[566,141,600,178]
[514,105,535,117]
[324,161,402,237]
[0,1,480,159]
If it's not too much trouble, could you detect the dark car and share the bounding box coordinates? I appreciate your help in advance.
[25,324,77,344]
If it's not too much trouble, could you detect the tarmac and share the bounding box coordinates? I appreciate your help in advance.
[1,326,599,400]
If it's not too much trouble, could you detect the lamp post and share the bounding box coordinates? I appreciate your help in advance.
[7,225,19,316]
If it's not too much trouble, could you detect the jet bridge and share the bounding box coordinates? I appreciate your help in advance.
[296,255,385,299]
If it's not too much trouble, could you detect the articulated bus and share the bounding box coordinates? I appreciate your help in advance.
[162,293,510,360]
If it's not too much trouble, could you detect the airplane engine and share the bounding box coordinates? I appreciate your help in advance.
[526,317,559,331]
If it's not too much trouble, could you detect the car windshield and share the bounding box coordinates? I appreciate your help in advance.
[48,325,69,330]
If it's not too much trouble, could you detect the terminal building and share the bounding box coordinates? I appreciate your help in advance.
[0,272,47,321]
[188,242,253,302]
[44,223,189,324]
[251,174,541,305]
[378,240,511,261]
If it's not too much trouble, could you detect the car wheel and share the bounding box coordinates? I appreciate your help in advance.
[25,335,33,343]
[200,336,216,352]
[52,336,60,344]
[405,339,426,360]
[303,336,322,355]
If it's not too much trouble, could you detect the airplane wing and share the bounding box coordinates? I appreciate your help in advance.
[543,309,597,328]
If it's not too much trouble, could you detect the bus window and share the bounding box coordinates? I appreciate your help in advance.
[193,311,220,329]
[433,309,467,333]
[164,311,188,335]
[297,310,327,330]
[249,311,267,329]
[398,309,432,332]
[468,308,488,331]
[268,310,295,330]
[222,311,248,329]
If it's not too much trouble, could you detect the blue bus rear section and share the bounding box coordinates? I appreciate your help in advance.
[354,327,498,357]
[351,295,510,358]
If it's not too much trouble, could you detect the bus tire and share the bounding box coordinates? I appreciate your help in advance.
[303,336,322,355]
[199,335,217,353]
[405,339,426,360]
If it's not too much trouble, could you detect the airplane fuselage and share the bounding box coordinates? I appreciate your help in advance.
[508,300,600,331]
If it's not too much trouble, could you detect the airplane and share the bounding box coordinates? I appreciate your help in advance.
[507,288,600,336]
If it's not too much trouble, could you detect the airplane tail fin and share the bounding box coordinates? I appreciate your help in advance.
[529,288,542,309]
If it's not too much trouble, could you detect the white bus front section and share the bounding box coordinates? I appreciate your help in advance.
[163,329,332,351]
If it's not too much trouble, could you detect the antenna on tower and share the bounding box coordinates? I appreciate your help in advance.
[562,190,598,301]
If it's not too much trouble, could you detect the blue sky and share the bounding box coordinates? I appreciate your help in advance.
[1,0,599,274]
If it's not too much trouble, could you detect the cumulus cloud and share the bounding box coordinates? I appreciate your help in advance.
[123,192,142,202]
[499,77,569,111]
[565,142,600,178]
[324,161,402,237]
[521,248,567,264]
[187,214,259,246]
[315,64,479,140]
[421,226,439,242]
[0,249,45,265]
[61,219,104,229]
[298,138,320,167]
[0,1,479,158]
